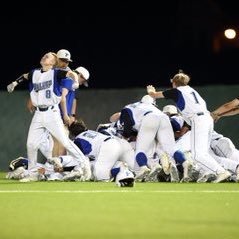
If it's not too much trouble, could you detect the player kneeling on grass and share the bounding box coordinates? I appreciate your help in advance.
[68,119,136,186]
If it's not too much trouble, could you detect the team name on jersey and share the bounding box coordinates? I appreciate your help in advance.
[33,80,52,92]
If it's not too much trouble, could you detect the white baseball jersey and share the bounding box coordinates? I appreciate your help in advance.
[73,130,136,181]
[74,130,112,160]
[176,86,208,117]
[26,68,88,174]
[29,69,62,107]
[163,86,227,175]
[120,101,177,170]
[123,102,164,131]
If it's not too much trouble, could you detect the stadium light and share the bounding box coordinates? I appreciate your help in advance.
[224,29,236,39]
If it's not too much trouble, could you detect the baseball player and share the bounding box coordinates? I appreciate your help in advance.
[119,95,179,182]
[68,119,135,182]
[162,105,196,182]
[59,66,89,123]
[211,97,239,122]
[6,155,84,182]
[54,66,90,156]
[163,105,239,182]
[25,49,73,113]
[162,104,190,140]
[210,131,239,162]
[147,70,231,183]
[7,52,91,180]
[51,49,75,156]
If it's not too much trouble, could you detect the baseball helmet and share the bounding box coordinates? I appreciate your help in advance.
[115,167,135,187]
[9,156,28,171]
[56,49,72,62]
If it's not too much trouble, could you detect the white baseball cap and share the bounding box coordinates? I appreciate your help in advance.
[75,66,90,87]
[163,105,178,115]
[56,49,72,62]
[141,95,155,104]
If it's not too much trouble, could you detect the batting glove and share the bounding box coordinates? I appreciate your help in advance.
[7,81,18,93]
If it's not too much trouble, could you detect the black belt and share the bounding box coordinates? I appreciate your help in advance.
[196,112,204,116]
[104,137,111,142]
[36,106,54,112]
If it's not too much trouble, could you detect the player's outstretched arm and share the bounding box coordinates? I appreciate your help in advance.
[7,73,29,93]
[211,98,239,121]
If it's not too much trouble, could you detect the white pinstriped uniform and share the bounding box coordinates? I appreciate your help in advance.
[27,69,87,169]
[123,101,176,162]
[74,130,134,181]
[172,86,227,174]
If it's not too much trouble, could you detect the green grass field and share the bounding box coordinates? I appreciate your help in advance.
[1,172,239,239]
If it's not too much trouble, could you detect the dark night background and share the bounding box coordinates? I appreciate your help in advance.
[1,0,238,89]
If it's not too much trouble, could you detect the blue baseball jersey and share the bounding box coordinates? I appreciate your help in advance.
[60,78,76,116]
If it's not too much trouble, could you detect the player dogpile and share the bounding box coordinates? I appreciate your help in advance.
[6,50,239,186]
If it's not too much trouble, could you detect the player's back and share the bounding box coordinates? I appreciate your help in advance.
[125,101,163,131]
[176,85,208,118]
[74,130,113,159]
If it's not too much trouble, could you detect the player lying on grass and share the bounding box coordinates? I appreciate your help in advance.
[6,155,135,187]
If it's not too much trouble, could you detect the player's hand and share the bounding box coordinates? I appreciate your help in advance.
[38,167,46,174]
[54,166,64,172]
[7,81,18,93]
[147,85,156,96]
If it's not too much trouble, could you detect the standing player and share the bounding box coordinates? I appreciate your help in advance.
[60,66,90,125]
[54,65,90,157]
[51,49,73,156]
[147,70,231,182]
[26,49,74,157]
[7,52,91,180]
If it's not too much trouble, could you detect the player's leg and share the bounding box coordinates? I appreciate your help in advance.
[93,139,121,181]
[191,115,231,182]
[27,113,46,169]
[39,131,54,159]
[156,114,179,182]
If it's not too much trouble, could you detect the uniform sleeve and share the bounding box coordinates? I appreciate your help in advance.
[170,118,182,132]
[61,78,74,90]
[162,88,179,102]
[56,69,68,79]
[119,108,136,138]
[28,70,35,92]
